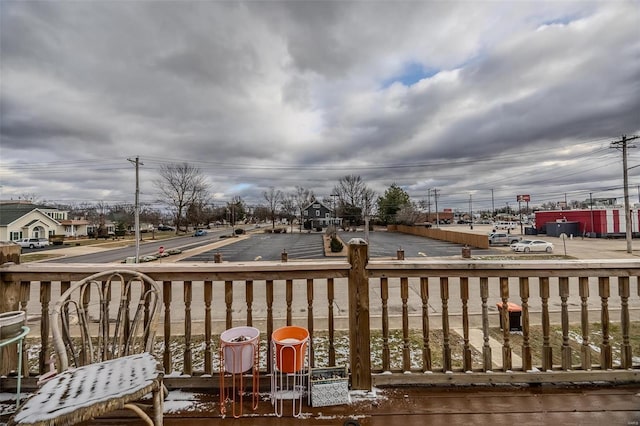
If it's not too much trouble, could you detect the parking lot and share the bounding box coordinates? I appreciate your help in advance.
[181,229,504,262]
[176,223,640,262]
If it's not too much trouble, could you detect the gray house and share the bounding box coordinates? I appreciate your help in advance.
[302,201,341,230]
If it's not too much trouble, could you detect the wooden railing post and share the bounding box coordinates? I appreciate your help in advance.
[348,239,371,390]
[0,246,21,376]
[578,277,591,370]
[599,277,612,369]
[619,276,631,368]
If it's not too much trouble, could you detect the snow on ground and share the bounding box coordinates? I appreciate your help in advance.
[161,387,388,416]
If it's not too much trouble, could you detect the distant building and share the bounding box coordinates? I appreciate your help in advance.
[535,208,640,237]
[0,201,96,241]
[592,198,618,207]
[0,202,63,241]
[302,201,340,230]
[420,212,454,224]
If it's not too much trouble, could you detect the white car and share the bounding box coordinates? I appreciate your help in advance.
[510,239,553,253]
[14,238,49,249]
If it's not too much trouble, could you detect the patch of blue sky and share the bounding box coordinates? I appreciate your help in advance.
[381,62,439,88]
[230,183,252,192]
[536,12,585,29]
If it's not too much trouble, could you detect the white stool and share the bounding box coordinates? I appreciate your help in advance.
[270,326,310,417]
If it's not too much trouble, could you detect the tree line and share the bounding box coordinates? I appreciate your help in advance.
[37,162,441,234]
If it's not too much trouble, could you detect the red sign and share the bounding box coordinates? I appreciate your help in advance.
[158,246,164,254]
[517,194,530,202]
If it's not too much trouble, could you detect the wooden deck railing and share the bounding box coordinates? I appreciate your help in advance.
[1,241,639,392]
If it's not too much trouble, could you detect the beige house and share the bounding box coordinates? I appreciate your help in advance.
[0,201,89,241]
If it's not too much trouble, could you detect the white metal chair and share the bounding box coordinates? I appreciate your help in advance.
[10,270,164,426]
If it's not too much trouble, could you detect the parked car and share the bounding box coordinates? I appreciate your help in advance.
[157,225,175,231]
[193,229,207,237]
[488,233,521,246]
[494,221,518,231]
[510,239,553,253]
[14,238,48,249]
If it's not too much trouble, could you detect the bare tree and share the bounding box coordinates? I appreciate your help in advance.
[155,163,209,234]
[110,203,135,232]
[264,187,283,229]
[17,192,44,204]
[226,196,246,233]
[186,197,211,229]
[294,186,315,231]
[333,175,375,228]
[253,205,270,223]
[395,203,421,225]
[281,194,296,232]
[362,187,376,240]
[93,201,110,239]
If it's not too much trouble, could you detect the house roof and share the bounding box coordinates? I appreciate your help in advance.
[303,201,332,212]
[0,203,60,226]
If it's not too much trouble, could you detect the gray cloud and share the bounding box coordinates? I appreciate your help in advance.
[1,0,638,212]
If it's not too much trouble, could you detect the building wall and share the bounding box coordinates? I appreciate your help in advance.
[0,211,60,241]
[535,209,640,237]
[303,202,337,229]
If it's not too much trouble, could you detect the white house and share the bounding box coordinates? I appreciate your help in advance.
[0,201,89,241]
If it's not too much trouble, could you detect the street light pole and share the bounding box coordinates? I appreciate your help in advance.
[330,194,338,227]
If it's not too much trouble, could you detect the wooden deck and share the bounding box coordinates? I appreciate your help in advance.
[63,383,640,426]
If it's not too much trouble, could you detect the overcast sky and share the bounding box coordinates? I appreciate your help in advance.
[1,0,639,213]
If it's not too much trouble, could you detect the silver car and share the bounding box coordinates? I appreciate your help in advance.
[510,239,553,253]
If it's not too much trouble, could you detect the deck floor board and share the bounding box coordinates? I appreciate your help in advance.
[56,384,640,426]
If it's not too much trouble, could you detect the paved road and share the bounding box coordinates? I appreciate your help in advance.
[44,229,234,263]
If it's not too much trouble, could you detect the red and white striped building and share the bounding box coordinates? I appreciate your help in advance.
[535,208,640,237]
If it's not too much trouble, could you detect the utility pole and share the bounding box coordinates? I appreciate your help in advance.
[491,189,495,219]
[434,188,439,228]
[331,193,338,226]
[469,194,473,229]
[519,199,523,235]
[427,189,432,222]
[611,135,639,254]
[127,156,143,263]
[589,192,594,236]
